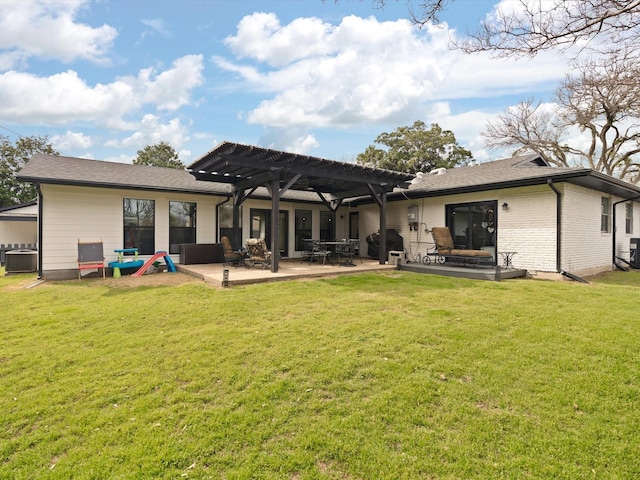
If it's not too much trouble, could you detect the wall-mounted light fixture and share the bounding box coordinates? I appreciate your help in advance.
[502,202,509,211]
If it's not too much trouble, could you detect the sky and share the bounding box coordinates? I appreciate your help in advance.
[0,0,571,166]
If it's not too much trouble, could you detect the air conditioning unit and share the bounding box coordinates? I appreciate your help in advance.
[5,250,38,273]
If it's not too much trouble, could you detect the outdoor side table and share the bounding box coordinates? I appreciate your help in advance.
[234,249,248,267]
[498,251,517,269]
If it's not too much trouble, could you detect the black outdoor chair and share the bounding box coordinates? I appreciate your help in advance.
[221,236,245,267]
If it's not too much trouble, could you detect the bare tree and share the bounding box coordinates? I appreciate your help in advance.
[459,0,640,58]
[483,100,570,166]
[369,0,452,24]
[484,52,640,182]
[371,0,640,58]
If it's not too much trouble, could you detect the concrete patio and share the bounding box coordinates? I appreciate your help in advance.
[177,258,397,286]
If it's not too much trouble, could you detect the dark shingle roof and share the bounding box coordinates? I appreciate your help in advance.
[384,154,640,201]
[16,154,321,202]
[17,154,230,195]
[18,152,640,206]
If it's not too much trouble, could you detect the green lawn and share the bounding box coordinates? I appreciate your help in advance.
[1,269,639,479]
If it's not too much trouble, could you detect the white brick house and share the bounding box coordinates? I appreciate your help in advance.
[353,155,640,279]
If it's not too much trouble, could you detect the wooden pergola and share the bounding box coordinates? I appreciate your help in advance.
[188,141,414,272]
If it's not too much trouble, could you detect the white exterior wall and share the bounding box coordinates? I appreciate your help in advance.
[561,183,607,274]
[39,179,635,278]
[40,184,224,276]
[359,182,634,276]
[359,185,560,273]
[497,185,558,273]
[237,198,350,255]
[561,183,637,276]
[39,184,352,276]
[0,204,38,246]
[0,220,37,246]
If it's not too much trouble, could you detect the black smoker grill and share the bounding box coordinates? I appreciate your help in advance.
[366,229,403,260]
[630,238,640,268]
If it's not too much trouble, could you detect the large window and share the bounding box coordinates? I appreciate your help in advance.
[169,201,196,254]
[295,209,312,251]
[320,211,335,241]
[124,198,155,255]
[601,197,611,233]
[218,204,241,242]
[626,202,634,235]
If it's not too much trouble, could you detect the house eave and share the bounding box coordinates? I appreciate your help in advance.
[348,169,640,205]
[15,176,328,205]
[15,176,230,197]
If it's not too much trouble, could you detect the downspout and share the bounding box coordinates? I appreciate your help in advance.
[547,180,562,274]
[613,194,640,270]
[36,183,43,280]
[547,180,589,283]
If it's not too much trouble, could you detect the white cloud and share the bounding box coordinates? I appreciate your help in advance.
[0,0,117,69]
[141,18,171,37]
[216,12,568,135]
[50,130,93,152]
[224,13,333,68]
[178,149,192,162]
[138,55,205,110]
[0,55,204,128]
[104,114,189,150]
[259,127,319,155]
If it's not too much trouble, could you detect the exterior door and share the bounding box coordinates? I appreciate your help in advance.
[250,208,288,257]
[445,201,497,253]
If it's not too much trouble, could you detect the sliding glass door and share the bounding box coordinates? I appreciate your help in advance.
[445,201,497,253]
[250,208,289,257]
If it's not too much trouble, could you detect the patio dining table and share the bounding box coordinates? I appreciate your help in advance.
[325,241,357,266]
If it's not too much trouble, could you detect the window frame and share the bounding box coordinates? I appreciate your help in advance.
[123,198,155,255]
[626,202,634,235]
[169,201,197,254]
[218,203,242,243]
[295,209,312,251]
[601,197,611,233]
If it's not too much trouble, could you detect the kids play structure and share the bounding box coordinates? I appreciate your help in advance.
[131,251,177,277]
[108,248,144,278]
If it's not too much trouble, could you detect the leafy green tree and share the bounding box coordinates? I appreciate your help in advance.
[133,142,185,169]
[0,135,58,208]
[356,121,473,174]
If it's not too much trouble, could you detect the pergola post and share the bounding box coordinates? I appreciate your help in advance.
[269,177,280,273]
[379,190,387,265]
[232,201,241,251]
[367,185,390,265]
